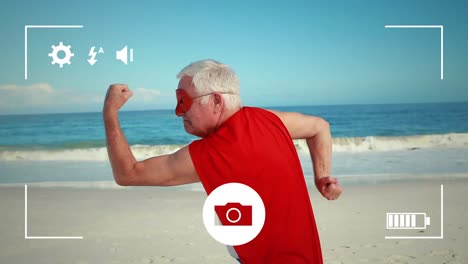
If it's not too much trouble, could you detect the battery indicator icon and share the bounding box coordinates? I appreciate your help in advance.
[386,213,431,230]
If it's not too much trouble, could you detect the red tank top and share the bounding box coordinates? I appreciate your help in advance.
[189,107,323,264]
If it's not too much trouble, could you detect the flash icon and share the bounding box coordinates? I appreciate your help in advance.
[88,46,104,66]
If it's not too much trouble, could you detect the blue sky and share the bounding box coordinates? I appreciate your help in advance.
[1,0,467,114]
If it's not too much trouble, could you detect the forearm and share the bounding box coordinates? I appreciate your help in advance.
[306,122,332,183]
[103,109,137,185]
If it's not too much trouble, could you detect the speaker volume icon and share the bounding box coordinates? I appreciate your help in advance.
[116,45,134,65]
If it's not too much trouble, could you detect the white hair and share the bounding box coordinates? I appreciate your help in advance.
[177,59,241,110]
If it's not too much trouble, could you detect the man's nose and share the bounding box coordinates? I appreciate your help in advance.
[175,106,184,116]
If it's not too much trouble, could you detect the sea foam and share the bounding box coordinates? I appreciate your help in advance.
[1,133,467,161]
[295,133,468,152]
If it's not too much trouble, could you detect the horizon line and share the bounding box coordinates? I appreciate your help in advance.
[1,100,467,116]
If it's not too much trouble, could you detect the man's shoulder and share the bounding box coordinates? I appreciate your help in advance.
[240,106,278,118]
[243,106,284,124]
[242,106,265,112]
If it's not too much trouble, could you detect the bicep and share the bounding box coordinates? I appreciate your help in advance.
[127,146,200,186]
[268,110,329,139]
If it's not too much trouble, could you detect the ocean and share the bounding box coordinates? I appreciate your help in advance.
[1,102,468,186]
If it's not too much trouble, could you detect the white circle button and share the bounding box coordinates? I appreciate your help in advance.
[202,183,265,246]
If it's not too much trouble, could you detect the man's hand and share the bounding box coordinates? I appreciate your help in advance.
[104,84,133,113]
[316,176,342,200]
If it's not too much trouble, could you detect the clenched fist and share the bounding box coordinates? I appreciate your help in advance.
[316,176,342,200]
[103,84,133,113]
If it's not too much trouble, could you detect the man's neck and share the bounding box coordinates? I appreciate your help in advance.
[214,106,242,132]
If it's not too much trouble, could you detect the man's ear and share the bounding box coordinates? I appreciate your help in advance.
[212,93,223,113]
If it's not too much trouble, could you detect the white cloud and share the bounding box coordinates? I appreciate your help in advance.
[133,88,161,103]
[0,83,56,108]
[0,83,165,114]
[0,83,53,93]
[91,95,105,103]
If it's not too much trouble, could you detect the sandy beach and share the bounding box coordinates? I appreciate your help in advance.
[0,176,467,264]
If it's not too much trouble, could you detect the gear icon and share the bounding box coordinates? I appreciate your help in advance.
[48,42,74,68]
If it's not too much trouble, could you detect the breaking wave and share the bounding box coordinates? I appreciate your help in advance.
[1,133,467,161]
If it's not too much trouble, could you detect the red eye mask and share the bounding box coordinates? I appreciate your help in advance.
[175,89,235,116]
[175,89,204,116]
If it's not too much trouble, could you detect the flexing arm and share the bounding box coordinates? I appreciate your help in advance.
[103,84,199,186]
[268,110,342,200]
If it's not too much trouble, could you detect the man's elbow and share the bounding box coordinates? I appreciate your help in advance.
[113,161,174,186]
[114,173,132,186]
[113,163,139,186]
[318,118,330,133]
[115,176,130,186]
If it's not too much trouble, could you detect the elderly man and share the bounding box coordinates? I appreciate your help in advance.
[103,60,342,264]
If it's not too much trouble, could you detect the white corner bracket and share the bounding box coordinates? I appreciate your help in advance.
[385,184,443,240]
[24,185,83,240]
[385,25,444,80]
[24,25,84,80]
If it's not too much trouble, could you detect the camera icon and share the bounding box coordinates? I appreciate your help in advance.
[203,183,265,246]
[215,203,252,226]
